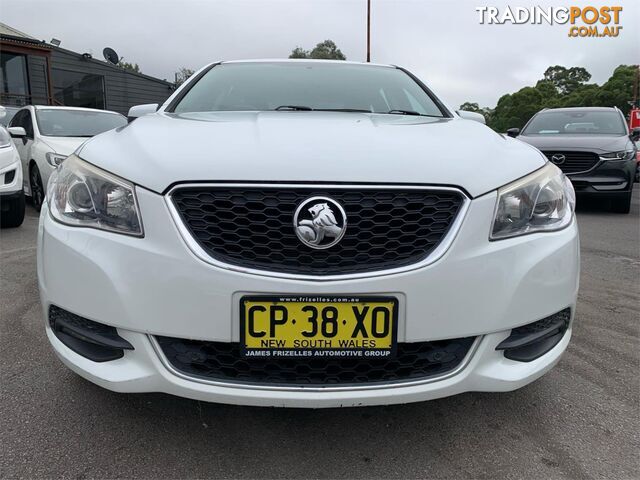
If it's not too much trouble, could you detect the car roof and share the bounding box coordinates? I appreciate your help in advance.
[220,58,395,68]
[540,107,618,113]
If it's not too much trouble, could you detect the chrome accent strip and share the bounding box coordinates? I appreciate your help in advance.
[165,183,470,281]
[564,159,603,175]
[149,335,482,393]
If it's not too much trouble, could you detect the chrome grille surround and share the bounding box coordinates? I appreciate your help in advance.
[166,183,470,281]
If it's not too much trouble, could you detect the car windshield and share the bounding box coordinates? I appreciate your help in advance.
[171,62,447,117]
[522,110,626,135]
[0,107,19,126]
[35,109,127,137]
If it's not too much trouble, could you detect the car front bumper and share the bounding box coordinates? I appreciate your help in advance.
[0,148,23,195]
[569,159,636,195]
[38,187,580,407]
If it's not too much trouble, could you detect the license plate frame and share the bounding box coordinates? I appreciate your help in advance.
[239,295,399,359]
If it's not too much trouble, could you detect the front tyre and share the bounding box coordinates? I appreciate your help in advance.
[0,191,26,228]
[30,164,45,212]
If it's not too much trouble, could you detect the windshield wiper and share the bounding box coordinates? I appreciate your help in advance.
[275,106,373,113]
[386,109,425,116]
[50,134,94,137]
[313,108,372,113]
[275,105,312,111]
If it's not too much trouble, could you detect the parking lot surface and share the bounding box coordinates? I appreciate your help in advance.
[1,191,638,479]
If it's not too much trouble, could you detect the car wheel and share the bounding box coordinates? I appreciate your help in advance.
[611,191,632,214]
[0,191,26,228]
[30,164,45,212]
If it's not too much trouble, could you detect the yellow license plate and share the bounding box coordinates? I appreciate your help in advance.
[240,296,398,358]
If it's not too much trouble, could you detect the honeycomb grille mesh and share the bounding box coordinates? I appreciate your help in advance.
[156,336,476,386]
[170,186,465,275]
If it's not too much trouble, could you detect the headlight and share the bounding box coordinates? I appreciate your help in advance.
[491,163,575,240]
[599,150,635,161]
[45,152,67,167]
[0,126,11,148]
[47,154,143,236]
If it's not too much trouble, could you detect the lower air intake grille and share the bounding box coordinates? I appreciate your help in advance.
[496,308,571,362]
[155,336,476,386]
[49,306,133,362]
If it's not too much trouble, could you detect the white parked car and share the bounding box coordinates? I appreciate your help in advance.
[8,106,127,211]
[0,125,25,228]
[40,60,579,408]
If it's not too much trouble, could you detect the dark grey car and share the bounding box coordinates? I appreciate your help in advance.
[509,107,639,213]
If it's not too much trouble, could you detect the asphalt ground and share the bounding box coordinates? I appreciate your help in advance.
[1,190,638,479]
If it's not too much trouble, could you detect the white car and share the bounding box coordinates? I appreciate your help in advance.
[0,125,25,228]
[39,60,579,408]
[8,106,127,211]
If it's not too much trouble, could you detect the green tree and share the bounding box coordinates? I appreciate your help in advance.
[486,64,638,131]
[459,102,481,113]
[289,47,309,59]
[117,58,140,73]
[459,102,494,124]
[288,40,346,60]
[309,40,346,60]
[175,67,195,86]
[595,65,638,115]
[489,86,550,131]
[543,65,591,95]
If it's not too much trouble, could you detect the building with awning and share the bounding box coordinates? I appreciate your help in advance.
[0,22,173,115]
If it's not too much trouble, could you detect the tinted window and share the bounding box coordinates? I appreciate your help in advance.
[23,110,34,137]
[522,110,626,135]
[0,53,29,105]
[8,109,25,128]
[172,62,446,117]
[52,69,106,110]
[8,109,33,137]
[35,109,126,137]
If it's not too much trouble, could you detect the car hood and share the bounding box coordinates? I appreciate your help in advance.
[517,134,632,153]
[41,136,89,156]
[78,111,546,197]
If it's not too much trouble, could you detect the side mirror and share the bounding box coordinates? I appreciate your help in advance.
[506,127,520,138]
[127,103,159,122]
[457,110,486,124]
[631,127,640,141]
[7,126,26,137]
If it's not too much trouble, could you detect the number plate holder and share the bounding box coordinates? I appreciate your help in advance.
[240,295,398,359]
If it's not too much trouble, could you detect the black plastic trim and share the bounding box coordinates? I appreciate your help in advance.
[49,306,133,363]
[4,169,15,184]
[155,336,476,386]
[496,308,571,362]
[394,65,453,118]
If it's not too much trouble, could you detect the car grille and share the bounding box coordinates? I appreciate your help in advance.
[170,186,465,275]
[542,151,600,174]
[155,336,476,386]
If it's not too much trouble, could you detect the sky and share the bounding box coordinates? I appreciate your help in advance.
[1,0,638,109]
